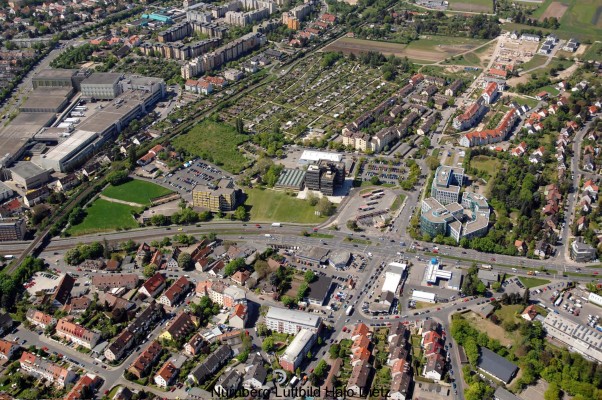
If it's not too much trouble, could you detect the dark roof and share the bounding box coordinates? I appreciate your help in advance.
[244,363,266,384]
[477,347,518,383]
[494,387,521,400]
[306,276,333,303]
[52,274,76,306]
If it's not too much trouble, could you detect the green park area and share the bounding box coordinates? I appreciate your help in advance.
[67,199,142,236]
[518,276,551,288]
[447,0,493,13]
[468,155,503,196]
[102,179,173,206]
[245,189,326,224]
[172,119,249,174]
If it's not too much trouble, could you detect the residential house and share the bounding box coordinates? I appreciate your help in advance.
[20,352,76,388]
[26,309,56,330]
[139,272,167,298]
[0,339,19,360]
[346,360,372,397]
[56,317,101,349]
[229,303,247,329]
[424,353,445,381]
[187,345,231,384]
[214,370,241,397]
[128,341,163,379]
[521,305,538,321]
[184,333,205,357]
[154,361,179,388]
[159,311,198,342]
[92,274,138,291]
[158,276,191,307]
[243,362,267,390]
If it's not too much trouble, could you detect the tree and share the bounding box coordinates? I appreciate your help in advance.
[224,258,245,277]
[128,146,137,170]
[281,295,295,307]
[106,170,130,186]
[329,343,341,358]
[177,252,192,270]
[304,270,316,283]
[317,197,335,216]
[150,214,168,226]
[233,206,248,221]
[198,211,212,221]
[426,156,440,171]
[491,281,501,292]
[370,175,381,185]
[307,192,319,206]
[262,337,275,352]
[143,263,158,277]
[544,383,561,400]
[256,323,268,336]
[314,360,328,379]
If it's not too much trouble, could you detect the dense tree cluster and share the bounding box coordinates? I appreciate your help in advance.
[0,257,44,311]
[460,265,487,296]
[64,242,104,265]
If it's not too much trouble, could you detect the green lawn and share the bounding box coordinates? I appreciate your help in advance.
[390,194,407,212]
[173,119,249,174]
[102,179,173,206]
[520,55,548,71]
[518,276,551,289]
[470,155,502,174]
[493,304,524,325]
[245,189,326,223]
[67,199,142,236]
[537,85,560,97]
[308,233,335,238]
[344,237,372,245]
[581,42,602,62]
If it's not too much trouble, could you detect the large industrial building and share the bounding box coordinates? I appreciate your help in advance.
[0,218,27,241]
[542,313,602,363]
[9,161,51,189]
[0,69,166,174]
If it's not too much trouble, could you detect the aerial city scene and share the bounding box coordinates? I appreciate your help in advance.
[0,0,600,399]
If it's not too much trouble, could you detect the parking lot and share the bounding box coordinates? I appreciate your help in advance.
[528,283,602,327]
[152,158,233,201]
[361,159,404,184]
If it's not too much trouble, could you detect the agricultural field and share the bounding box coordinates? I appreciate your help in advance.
[447,0,493,13]
[67,199,142,236]
[324,36,488,63]
[102,179,174,206]
[244,188,326,223]
[173,119,249,174]
[507,0,602,41]
[581,42,602,62]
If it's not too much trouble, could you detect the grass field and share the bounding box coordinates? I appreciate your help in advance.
[582,42,602,61]
[519,54,548,71]
[538,85,560,96]
[245,189,325,223]
[493,304,524,325]
[324,36,487,63]
[67,199,142,236]
[470,155,501,173]
[518,276,551,288]
[447,0,493,13]
[173,119,249,174]
[102,179,173,206]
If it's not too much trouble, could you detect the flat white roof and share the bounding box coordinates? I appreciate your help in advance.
[388,262,407,274]
[425,258,452,284]
[42,130,98,162]
[412,290,436,301]
[382,271,402,294]
[265,307,321,328]
[588,292,602,307]
[300,150,342,163]
[280,329,315,363]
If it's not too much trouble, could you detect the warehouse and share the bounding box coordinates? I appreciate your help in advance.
[10,161,52,189]
[19,87,73,113]
[80,73,123,100]
[411,290,436,303]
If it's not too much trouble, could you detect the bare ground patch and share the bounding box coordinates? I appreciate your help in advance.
[463,311,514,346]
[538,1,569,21]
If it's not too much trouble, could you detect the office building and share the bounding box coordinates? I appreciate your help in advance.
[570,239,597,262]
[304,159,346,196]
[265,307,322,334]
[192,179,240,212]
[431,166,464,205]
